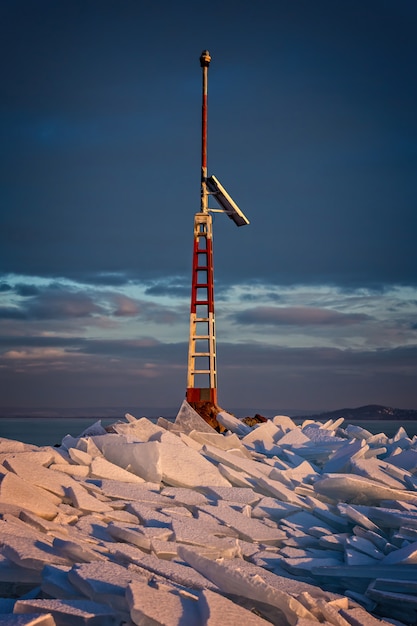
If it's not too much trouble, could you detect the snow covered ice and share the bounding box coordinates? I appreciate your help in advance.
[1,401,417,625]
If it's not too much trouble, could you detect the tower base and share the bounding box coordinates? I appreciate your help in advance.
[187,399,226,432]
[186,387,217,404]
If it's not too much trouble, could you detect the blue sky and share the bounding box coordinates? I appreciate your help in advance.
[1,0,416,414]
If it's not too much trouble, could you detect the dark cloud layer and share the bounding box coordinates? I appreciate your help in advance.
[1,1,416,289]
[234,306,372,326]
[1,332,415,411]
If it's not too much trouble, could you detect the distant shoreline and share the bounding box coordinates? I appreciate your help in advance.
[0,403,416,422]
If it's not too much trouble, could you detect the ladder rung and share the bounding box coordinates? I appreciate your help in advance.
[194,335,210,339]
[192,352,211,357]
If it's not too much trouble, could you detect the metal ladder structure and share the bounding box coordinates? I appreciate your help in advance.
[186,50,249,408]
[186,210,216,403]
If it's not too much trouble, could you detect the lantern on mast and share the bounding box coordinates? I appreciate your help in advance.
[186,50,249,412]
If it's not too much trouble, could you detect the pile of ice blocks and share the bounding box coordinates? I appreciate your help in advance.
[0,400,416,625]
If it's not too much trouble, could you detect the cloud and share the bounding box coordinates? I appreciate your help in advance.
[0,307,27,320]
[0,280,184,326]
[144,278,190,299]
[24,289,105,320]
[234,306,372,326]
[111,295,141,317]
[2,334,415,412]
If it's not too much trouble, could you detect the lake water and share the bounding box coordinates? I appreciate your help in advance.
[0,416,416,447]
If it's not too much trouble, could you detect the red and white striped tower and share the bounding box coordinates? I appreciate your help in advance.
[186,50,217,406]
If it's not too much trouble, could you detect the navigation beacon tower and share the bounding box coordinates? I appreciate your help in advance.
[186,50,249,412]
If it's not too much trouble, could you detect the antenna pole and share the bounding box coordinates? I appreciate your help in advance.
[200,50,211,213]
[186,50,218,412]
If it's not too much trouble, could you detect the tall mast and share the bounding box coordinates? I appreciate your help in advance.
[186,50,217,408]
[185,51,249,417]
[200,49,210,214]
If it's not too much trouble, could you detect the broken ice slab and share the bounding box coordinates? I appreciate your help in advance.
[345,536,384,560]
[112,415,166,441]
[52,538,107,564]
[254,474,308,507]
[345,424,374,441]
[269,460,318,486]
[198,486,261,506]
[178,545,317,625]
[101,440,162,483]
[65,484,113,514]
[197,502,287,545]
[240,419,282,453]
[126,579,200,626]
[278,555,344,577]
[150,538,179,560]
[390,425,411,442]
[41,564,84,600]
[158,441,231,488]
[216,410,252,436]
[301,423,344,444]
[1,532,70,571]
[160,486,210,508]
[77,420,108,438]
[279,511,340,535]
[127,501,172,527]
[337,503,381,533]
[122,551,219,592]
[0,473,60,520]
[199,587,272,625]
[381,539,417,564]
[89,456,145,483]
[352,527,391,554]
[0,438,35,454]
[189,429,252,457]
[173,399,216,435]
[67,561,148,613]
[202,444,271,480]
[345,504,417,530]
[345,548,380,566]
[275,427,311,447]
[4,455,79,498]
[171,514,239,550]
[351,458,408,490]
[13,599,119,626]
[217,462,255,487]
[0,554,42,585]
[271,415,298,431]
[93,479,162,502]
[251,497,302,522]
[322,439,368,473]
[366,577,417,607]
[107,522,152,551]
[386,448,417,472]
[318,533,350,552]
[314,473,417,505]
[50,463,90,478]
[393,525,417,543]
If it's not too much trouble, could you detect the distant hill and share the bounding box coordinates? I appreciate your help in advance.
[294,404,417,421]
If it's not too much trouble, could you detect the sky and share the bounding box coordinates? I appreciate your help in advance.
[1,0,417,416]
